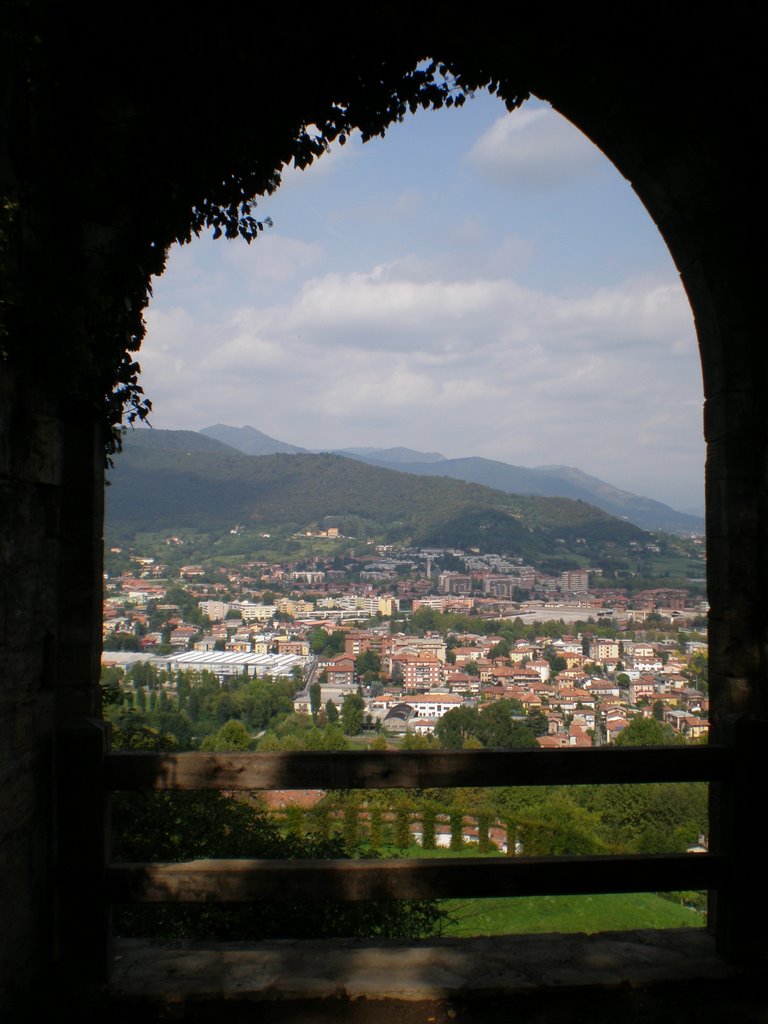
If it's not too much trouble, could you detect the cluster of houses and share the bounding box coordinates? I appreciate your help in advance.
[301,627,708,746]
[103,545,708,747]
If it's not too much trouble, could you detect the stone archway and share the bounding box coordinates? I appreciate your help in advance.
[2,16,767,1006]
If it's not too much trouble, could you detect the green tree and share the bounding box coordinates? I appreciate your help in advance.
[310,629,345,656]
[488,639,510,659]
[592,782,707,852]
[153,709,194,749]
[215,692,240,726]
[283,805,304,840]
[411,607,438,633]
[449,810,465,851]
[686,650,709,694]
[257,731,281,751]
[435,706,479,749]
[526,709,549,737]
[342,800,360,848]
[320,724,350,751]
[514,794,608,857]
[476,702,537,749]
[355,649,382,681]
[368,805,383,849]
[100,664,125,689]
[341,692,365,736]
[401,731,434,750]
[477,813,492,853]
[615,716,682,747]
[420,805,437,850]
[308,627,327,653]
[103,631,140,651]
[200,719,254,751]
[310,803,332,842]
[309,681,322,721]
[107,709,178,751]
[325,698,339,724]
[394,803,413,850]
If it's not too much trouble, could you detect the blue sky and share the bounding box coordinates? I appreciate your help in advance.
[139,92,704,512]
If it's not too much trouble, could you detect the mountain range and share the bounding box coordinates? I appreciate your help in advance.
[199,424,704,535]
[107,429,649,562]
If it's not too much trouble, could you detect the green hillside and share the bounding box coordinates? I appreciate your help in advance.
[443,892,702,936]
[106,429,648,558]
[360,455,704,535]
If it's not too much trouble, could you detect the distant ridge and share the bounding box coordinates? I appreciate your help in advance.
[193,424,704,535]
[121,427,234,455]
[534,465,704,534]
[356,456,704,535]
[334,446,445,464]
[201,423,306,456]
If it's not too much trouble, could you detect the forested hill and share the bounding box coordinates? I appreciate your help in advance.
[200,423,704,534]
[106,429,648,557]
[344,455,704,535]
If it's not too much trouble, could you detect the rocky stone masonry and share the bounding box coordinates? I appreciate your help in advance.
[106,930,761,1023]
[2,14,768,1017]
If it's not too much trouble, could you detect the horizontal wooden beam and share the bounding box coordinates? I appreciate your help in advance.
[109,852,726,903]
[106,746,729,792]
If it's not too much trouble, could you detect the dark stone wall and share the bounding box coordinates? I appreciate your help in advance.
[0,370,60,1000]
[0,367,103,1004]
[1,15,767,1012]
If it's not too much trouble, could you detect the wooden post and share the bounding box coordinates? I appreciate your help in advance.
[712,716,768,964]
[56,718,112,984]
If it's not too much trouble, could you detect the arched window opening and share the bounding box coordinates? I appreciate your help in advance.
[133,92,704,521]
[5,25,768,1016]
[102,90,711,947]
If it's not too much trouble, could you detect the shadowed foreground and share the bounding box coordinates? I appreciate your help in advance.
[92,930,762,1024]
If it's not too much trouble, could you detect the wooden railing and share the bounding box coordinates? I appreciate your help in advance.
[58,720,768,983]
[106,746,728,904]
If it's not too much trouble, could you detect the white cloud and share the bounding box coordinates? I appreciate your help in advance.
[150,234,323,312]
[140,261,702,510]
[133,94,703,510]
[468,105,602,188]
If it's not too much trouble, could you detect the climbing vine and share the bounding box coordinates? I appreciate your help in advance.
[1,11,530,456]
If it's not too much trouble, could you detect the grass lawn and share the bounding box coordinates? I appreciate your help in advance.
[442,892,703,935]
[387,845,704,935]
[403,844,502,858]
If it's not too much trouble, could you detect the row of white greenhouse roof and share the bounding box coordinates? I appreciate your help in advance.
[162,650,306,678]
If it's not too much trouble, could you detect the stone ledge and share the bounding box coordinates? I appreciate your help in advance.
[108,929,747,1008]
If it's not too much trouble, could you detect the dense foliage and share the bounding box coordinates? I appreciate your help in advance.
[109,707,445,941]
[113,788,445,942]
[434,701,538,750]
[104,667,707,875]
